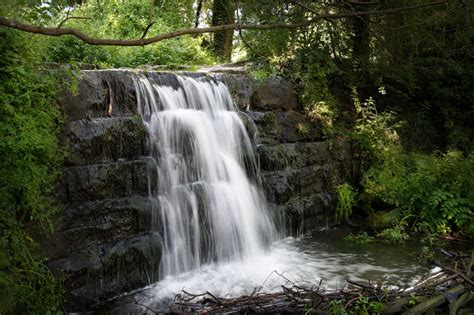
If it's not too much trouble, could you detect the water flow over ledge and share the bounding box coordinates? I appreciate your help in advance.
[133,73,277,278]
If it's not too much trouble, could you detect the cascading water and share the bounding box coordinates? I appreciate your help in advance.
[133,73,277,279]
[98,72,431,312]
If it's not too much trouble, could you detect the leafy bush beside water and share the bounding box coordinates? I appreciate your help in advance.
[364,150,474,237]
[352,92,474,239]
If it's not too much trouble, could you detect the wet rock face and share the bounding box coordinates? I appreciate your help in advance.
[257,138,359,235]
[63,117,147,166]
[228,73,359,234]
[60,70,138,121]
[47,70,162,312]
[51,69,359,311]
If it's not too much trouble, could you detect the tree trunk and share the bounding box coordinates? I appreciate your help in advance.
[211,0,234,61]
[351,12,370,69]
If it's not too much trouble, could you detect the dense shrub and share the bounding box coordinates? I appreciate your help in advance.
[0,28,65,313]
[363,151,474,236]
[353,93,474,238]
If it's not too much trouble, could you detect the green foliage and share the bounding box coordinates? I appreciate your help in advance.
[240,2,344,135]
[378,225,410,244]
[353,296,384,315]
[305,100,337,138]
[1,228,64,313]
[240,1,297,60]
[335,183,357,223]
[328,296,384,315]
[28,0,215,68]
[371,1,474,152]
[290,38,342,139]
[296,123,310,138]
[0,28,64,313]
[352,88,473,238]
[329,300,347,315]
[364,150,474,236]
[249,62,279,82]
[352,89,402,162]
[344,232,374,245]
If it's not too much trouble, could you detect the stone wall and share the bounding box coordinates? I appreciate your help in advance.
[217,73,360,234]
[50,70,160,311]
[51,70,359,311]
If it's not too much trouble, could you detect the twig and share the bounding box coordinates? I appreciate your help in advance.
[132,297,159,314]
[466,250,474,277]
[57,16,91,29]
[434,261,474,286]
[170,253,473,314]
[205,290,227,306]
[141,22,155,40]
[289,0,319,15]
[347,279,376,290]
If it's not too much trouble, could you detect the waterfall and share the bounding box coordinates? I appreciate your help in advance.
[133,73,276,278]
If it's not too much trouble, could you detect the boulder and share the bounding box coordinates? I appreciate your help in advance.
[49,233,161,311]
[61,160,156,203]
[63,116,147,166]
[251,78,301,111]
[247,111,323,145]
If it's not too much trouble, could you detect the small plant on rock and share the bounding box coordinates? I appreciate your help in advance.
[335,183,357,223]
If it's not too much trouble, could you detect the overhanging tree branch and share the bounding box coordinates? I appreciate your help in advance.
[0,1,446,47]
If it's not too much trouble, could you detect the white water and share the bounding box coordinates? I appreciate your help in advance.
[126,235,428,311]
[133,73,277,278]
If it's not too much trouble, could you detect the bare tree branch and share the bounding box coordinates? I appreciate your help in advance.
[57,16,91,29]
[289,0,319,15]
[141,22,155,40]
[56,7,91,29]
[235,2,265,59]
[0,1,446,47]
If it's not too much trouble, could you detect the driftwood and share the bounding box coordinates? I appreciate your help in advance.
[133,250,474,314]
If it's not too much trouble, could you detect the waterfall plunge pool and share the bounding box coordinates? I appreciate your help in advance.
[101,228,432,314]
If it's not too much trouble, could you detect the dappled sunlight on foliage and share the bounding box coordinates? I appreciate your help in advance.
[27,0,216,68]
[352,88,402,162]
